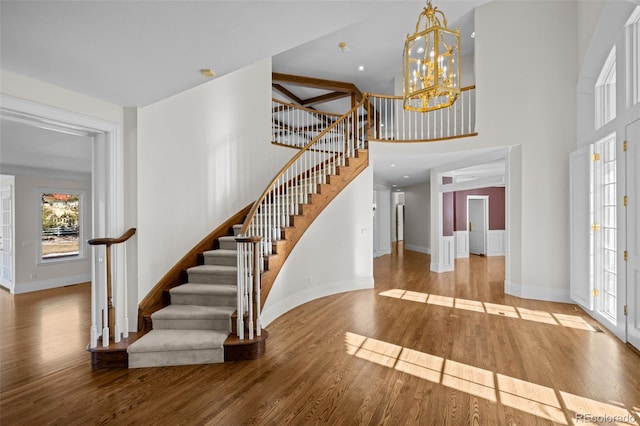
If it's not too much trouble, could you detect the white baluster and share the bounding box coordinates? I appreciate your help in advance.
[236,243,244,340]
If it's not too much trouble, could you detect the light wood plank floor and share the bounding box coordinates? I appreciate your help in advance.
[2,244,639,425]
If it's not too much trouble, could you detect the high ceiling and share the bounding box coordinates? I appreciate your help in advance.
[0,0,499,188]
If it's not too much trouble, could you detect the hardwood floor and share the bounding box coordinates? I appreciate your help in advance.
[2,244,639,425]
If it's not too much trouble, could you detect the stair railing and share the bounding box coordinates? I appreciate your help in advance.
[88,228,136,347]
[235,97,369,339]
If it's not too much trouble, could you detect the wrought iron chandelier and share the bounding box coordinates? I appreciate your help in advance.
[403,1,461,112]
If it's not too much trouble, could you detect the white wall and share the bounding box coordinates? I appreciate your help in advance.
[10,171,92,293]
[261,166,374,326]
[404,181,430,254]
[136,58,291,300]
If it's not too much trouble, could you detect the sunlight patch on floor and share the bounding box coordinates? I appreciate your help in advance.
[344,331,639,425]
[379,289,597,332]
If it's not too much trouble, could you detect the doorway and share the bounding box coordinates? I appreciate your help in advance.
[468,196,488,256]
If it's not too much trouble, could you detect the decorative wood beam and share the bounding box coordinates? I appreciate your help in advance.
[272,84,305,105]
[301,91,351,107]
[273,73,363,101]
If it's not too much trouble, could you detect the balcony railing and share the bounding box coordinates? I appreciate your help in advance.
[272,86,476,146]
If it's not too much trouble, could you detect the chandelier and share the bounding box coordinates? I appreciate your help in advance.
[403,1,461,112]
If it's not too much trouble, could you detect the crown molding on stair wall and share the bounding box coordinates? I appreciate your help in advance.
[262,166,374,325]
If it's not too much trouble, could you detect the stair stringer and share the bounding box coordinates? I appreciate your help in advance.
[256,149,369,309]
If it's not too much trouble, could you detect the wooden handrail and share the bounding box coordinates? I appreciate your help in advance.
[241,97,366,236]
[88,228,137,246]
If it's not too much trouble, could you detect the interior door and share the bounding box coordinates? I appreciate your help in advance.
[627,119,640,350]
[468,198,487,255]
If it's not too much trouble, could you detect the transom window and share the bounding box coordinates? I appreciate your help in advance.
[595,47,616,129]
[626,6,640,107]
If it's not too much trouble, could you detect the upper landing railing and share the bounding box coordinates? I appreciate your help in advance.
[272,85,476,146]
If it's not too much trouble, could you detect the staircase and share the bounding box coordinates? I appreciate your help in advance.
[126,149,367,368]
[84,82,371,368]
[127,226,242,368]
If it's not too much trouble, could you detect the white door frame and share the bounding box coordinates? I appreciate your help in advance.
[467,195,489,255]
[0,94,124,346]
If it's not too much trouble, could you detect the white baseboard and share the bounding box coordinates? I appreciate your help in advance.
[405,244,430,254]
[260,277,374,327]
[375,248,392,257]
[430,263,455,273]
[504,280,571,303]
[13,273,91,294]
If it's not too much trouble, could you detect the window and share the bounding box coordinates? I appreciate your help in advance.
[626,6,640,107]
[40,190,85,262]
[595,47,616,129]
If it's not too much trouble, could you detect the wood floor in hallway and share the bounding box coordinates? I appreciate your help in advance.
[1,244,639,425]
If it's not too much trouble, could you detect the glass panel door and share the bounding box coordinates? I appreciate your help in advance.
[593,134,617,323]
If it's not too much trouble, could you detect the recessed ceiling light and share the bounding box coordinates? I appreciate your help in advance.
[358,65,365,72]
[470,31,476,39]
[390,163,396,168]
[200,69,216,78]
[403,175,410,179]
[392,184,397,187]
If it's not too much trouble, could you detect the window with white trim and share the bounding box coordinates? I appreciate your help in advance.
[595,47,616,129]
[39,190,85,262]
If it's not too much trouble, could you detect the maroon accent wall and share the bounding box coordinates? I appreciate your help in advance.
[453,187,505,230]
[443,191,454,236]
